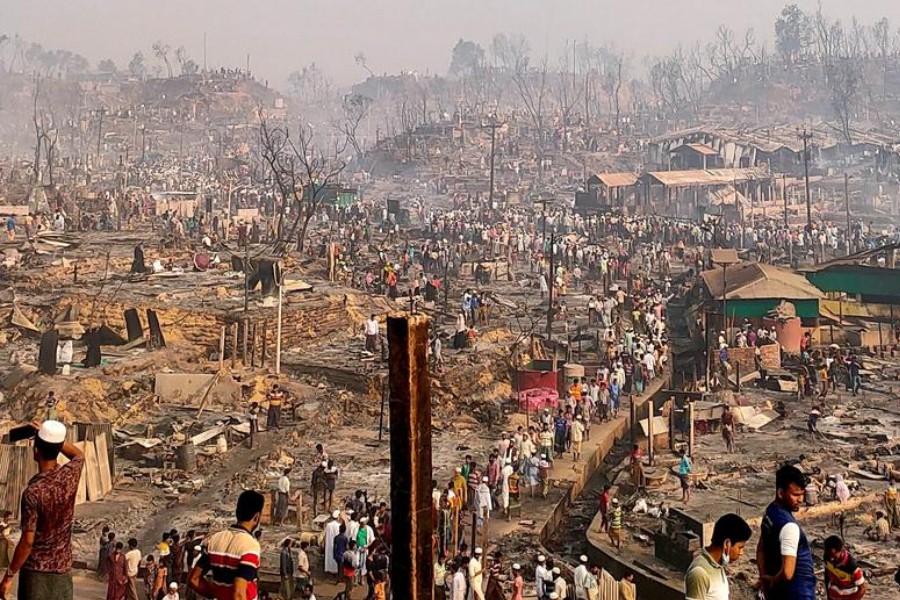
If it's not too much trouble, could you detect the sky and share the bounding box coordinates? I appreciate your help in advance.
[5,0,900,87]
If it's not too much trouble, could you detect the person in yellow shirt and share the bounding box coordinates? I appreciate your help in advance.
[884,484,899,529]
[266,384,284,429]
[452,468,467,507]
[569,378,582,402]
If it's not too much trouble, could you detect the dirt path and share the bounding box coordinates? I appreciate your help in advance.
[136,427,282,547]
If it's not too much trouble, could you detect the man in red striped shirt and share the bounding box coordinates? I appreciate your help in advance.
[189,491,264,600]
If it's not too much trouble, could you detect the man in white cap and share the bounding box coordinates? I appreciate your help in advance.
[0,420,84,600]
[467,547,484,600]
[511,563,524,600]
[552,566,568,600]
[323,510,341,575]
[573,555,590,600]
[355,516,373,584]
[163,581,180,600]
[571,416,585,462]
[500,459,515,518]
[535,555,552,600]
[475,477,493,523]
[608,498,624,550]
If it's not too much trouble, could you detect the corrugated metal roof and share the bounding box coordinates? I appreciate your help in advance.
[711,249,740,265]
[707,185,748,207]
[595,172,639,188]
[646,167,770,188]
[701,261,824,301]
[685,143,719,156]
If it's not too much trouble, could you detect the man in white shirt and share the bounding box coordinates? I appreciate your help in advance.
[452,560,467,600]
[276,468,291,525]
[124,538,142,600]
[535,555,552,599]
[364,315,380,353]
[468,548,485,600]
[552,567,568,599]
[643,351,656,380]
[475,477,493,521]
[573,555,590,600]
[323,511,341,575]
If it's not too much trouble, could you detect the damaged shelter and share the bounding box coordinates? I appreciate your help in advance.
[803,243,900,349]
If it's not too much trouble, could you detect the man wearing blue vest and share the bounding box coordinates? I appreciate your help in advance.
[756,465,816,600]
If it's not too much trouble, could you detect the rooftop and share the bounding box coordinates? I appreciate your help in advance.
[701,261,824,301]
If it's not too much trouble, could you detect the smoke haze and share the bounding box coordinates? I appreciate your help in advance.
[5,0,900,85]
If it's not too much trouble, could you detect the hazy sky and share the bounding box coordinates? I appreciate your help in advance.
[5,0,900,87]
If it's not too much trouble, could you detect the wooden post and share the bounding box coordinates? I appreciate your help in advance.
[688,400,696,458]
[276,274,283,375]
[647,396,654,467]
[241,317,250,367]
[629,395,637,444]
[250,323,258,367]
[387,314,434,600]
[261,319,268,367]
[218,325,226,372]
[669,397,676,451]
[231,323,238,369]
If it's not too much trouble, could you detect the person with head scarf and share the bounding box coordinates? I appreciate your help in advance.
[834,474,850,504]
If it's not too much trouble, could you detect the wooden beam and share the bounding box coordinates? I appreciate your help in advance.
[218,325,226,372]
[387,314,434,600]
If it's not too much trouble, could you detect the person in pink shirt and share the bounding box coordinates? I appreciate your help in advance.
[510,564,524,600]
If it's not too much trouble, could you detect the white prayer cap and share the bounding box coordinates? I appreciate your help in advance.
[580,555,588,563]
[474,547,483,555]
[455,467,462,473]
[512,563,521,570]
[537,555,546,562]
[169,582,178,589]
[360,517,368,523]
[38,420,66,444]
[321,461,328,467]
[332,510,340,519]
[552,567,560,575]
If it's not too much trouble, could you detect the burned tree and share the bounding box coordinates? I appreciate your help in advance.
[152,41,173,78]
[258,114,349,254]
[596,46,625,133]
[493,34,549,173]
[333,93,373,166]
[553,42,584,151]
[30,77,59,185]
[827,58,861,144]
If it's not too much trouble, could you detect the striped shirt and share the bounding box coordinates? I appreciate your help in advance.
[198,525,260,600]
[825,551,865,600]
[609,508,623,529]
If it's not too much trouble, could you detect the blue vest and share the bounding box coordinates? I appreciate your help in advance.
[761,502,816,600]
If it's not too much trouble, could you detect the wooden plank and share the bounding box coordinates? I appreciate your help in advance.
[0,447,14,518]
[74,442,88,505]
[83,442,101,501]
[95,435,113,496]
[57,448,88,506]
[260,492,272,525]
